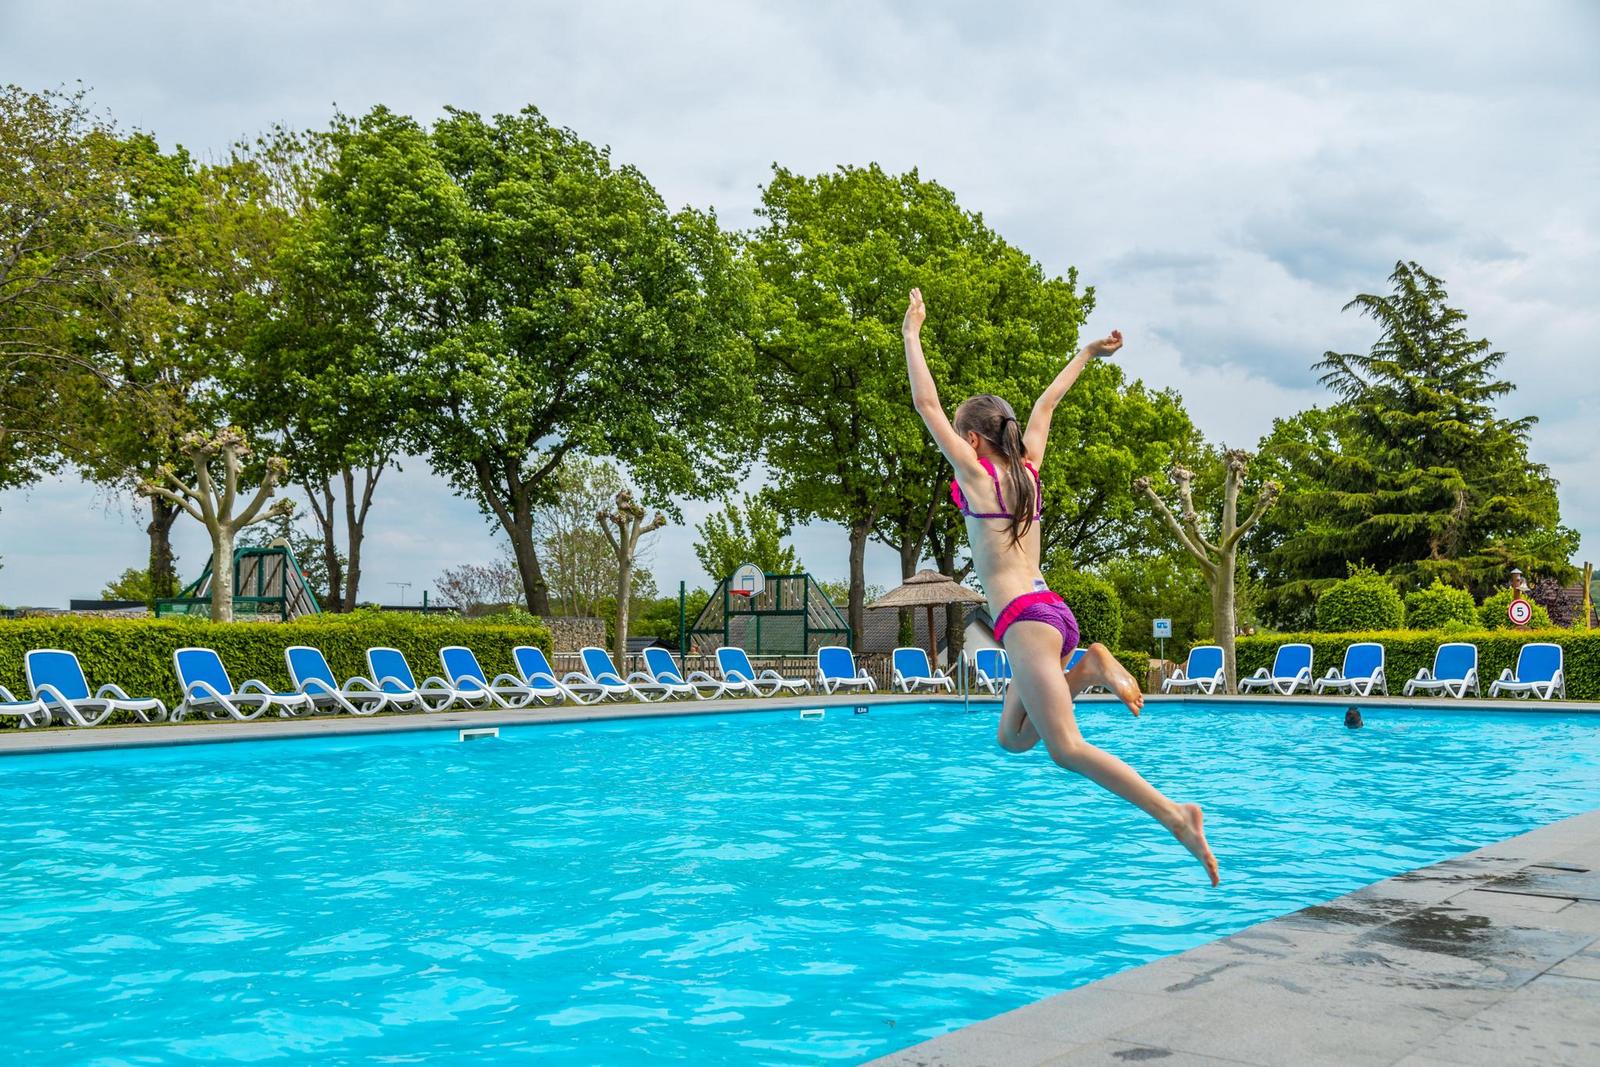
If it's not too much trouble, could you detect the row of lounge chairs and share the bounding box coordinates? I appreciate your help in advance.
[1,643,978,728]
[1161,641,1567,700]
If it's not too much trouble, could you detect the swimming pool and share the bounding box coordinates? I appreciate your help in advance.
[3,700,1599,1064]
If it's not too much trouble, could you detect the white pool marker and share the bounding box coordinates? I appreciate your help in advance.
[799,708,825,720]
[459,727,500,742]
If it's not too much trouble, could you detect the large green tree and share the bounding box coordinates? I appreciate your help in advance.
[318,105,755,614]
[693,492,802,581]
[747,164,1092,649]
[1253,262,1574,624]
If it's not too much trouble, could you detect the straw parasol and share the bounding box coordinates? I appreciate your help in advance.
[866,570,987,664]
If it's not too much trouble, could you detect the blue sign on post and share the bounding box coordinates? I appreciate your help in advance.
[1152,618,1172,639]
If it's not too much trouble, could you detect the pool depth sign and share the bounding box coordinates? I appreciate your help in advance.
[1507,596,1533,626]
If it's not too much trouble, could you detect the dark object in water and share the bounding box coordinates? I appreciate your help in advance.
[1345,708,1364,729]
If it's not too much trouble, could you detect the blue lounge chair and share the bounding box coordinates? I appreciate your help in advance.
[284,646,389,716]
[1404,642,1480,699]
[1313,642,1387,696]
[366,647,477,712]
[1161,645,1225,694]
[173,647,311,721]
[0,685,49,728]
[440,646,540,708]
[974,647,1011,695]
[816,645,875,695]
[512,646,603,704]
[715,646,812,697]
[1489,643,1565,700]
[892,647,954,694]
[578,647,671,702]
[25,647,168,726]
[643,647,724,699]
[1239,643,1314,695]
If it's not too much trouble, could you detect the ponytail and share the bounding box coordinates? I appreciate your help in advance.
[953,396,1037,546]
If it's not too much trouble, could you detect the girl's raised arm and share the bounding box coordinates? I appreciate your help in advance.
[904,289,984,480]
[1022,330,1124,463]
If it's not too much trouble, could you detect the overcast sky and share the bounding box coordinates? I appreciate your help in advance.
[2,1,1596,607]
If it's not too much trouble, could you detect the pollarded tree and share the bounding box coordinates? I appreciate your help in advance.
[598,490,667,666]
[318,105,755,615]
[1137,450,1279,690]
[137,427,295,623]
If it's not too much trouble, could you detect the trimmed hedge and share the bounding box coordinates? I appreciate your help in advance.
[1403,580,1478,630]
[1046,569,1125,649]
[0,612,552,724]
[1477,589,1555,631]
[1234,629,1600,701]
[1316,569,1404,632]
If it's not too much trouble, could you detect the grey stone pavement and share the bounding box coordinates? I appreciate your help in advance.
[869,809,1600,1067]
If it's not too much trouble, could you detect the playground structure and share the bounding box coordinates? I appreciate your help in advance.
[155,542,321,621]
[686,571,849,656]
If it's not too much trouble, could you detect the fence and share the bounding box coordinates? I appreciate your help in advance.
[547,650,928,692]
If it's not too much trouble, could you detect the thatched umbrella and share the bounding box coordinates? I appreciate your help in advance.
[867,570,987,665]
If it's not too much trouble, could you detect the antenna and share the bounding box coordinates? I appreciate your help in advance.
[389,581,412,607]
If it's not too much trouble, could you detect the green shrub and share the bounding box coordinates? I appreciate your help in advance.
[1315,569,1404,632]
[1235,629,1600,700]
[1044,569,1124,648]
[0,612,552,725]
[1476,589,1554,631]
[1404,580,1478,630]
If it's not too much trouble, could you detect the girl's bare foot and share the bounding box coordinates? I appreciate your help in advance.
[1081,644,1145,717]
[1173,803,1219,887]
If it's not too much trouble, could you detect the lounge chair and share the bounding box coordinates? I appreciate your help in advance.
[1063,647,1086,673]
[892,647,955,694]
[0,685,50,728]
[715,646,812,697]
[367,647,479,712]
[25,647,168,726]
[578,646,672,702]
[284,646,390,716]
[643,647,725,699]
[172,647,311,721]
[816,645,875,695]
[974,647,1011,695]
[440,646,541,708]
[1161,645,1225,694]
[512,646,604,704]
[1312,642,1387,696]
[1238,643,1314,695]
[1403,642,1480,699]
[1489,643,1565,700]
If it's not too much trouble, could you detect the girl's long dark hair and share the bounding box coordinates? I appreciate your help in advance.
[953,394,1035,545]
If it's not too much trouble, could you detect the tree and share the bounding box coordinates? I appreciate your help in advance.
[1256,262,1575,620]
[0,85,134,495]
[1137,450,1280,689]
[533,457,628,618]
[317,105,755,614]
[137,427,295,622]
[693,493,802,581]
[433,557,524,613]
[598,490,667,665]
[748,164,1091,650]
[101,567,157,604]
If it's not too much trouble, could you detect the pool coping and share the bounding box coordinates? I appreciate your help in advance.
[0,689,1593,757]
[865,809,1600,1067]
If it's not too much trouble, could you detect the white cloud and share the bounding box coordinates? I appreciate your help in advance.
[2,0,1596,606]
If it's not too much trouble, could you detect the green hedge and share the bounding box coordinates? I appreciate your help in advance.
[0,612,553,724]
[1316,569,1404,632]
[1234,630,1600,701]
[1404,580,1478,630]
[1046,569,1124,648]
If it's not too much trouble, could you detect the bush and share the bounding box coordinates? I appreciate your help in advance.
[1404,580,1478,630]
[1044,569,1124,649]
[1235,629,1600,700]
[1315,569,1404,632]
[0,612,552,724]
[1476,589,1555,631]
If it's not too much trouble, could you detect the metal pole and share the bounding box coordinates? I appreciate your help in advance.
[678,580,687,658]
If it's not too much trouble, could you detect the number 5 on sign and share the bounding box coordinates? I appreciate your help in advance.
[1507,598,1533,626]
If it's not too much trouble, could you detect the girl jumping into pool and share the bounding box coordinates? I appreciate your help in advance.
[902,288,1219,886]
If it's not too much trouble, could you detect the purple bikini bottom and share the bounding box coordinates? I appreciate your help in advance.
[993,590,1080,657]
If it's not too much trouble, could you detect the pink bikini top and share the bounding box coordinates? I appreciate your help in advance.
[951,458,1043,520]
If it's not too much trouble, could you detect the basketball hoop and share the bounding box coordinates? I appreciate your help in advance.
[729,562,765,600]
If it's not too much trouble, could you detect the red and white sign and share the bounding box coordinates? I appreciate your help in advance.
[1507,597,1533,626]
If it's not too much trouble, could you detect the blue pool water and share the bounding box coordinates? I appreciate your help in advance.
[3,700,1599,1064]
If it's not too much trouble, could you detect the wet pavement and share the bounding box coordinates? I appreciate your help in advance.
[868,808,1600,1066]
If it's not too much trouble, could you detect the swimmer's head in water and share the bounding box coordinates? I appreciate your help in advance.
[1345,708,1364,729]
[954,393,1035,545]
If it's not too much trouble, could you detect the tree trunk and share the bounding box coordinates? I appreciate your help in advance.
[1214,548,1237,691]
[506,522,552,616]
[210,525,235,623]
[341,463,383,612]
[936,540,966,669]
[898,538,919,647]
[306,479,344,611]
[614,555,633,668]
[847,518,870,652]
[147,496,180,600]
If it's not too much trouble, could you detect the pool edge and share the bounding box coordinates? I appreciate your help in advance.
[864,805,1600,1066]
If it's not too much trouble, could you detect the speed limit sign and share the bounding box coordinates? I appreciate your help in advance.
[1508,597,1533,626]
